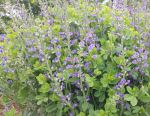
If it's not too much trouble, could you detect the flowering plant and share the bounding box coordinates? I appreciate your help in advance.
[0,0,150,115]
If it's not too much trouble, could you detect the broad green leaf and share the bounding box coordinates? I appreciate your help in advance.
[37,100,43,105]
[82,102,88,112]
[4,108,16,116]
[139,95,150,103]
[39,83,50,93]
[77,112,85,116]
[105,98,117,113]
[46,104,57,113]
[127,86,133,94]
[124,94,137,106]
[132,106,141,113]
[49,93,60,102]
[36,74,46,84]
[63,70,69,80]
[52,24,60,33]
[85,74,95,87]
[99,110,106,116]
[31,0,35,3]
[94,69,101,76]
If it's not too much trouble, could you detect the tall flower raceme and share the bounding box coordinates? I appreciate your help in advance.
[0,0,150,116]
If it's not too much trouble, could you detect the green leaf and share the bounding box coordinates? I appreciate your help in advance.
[63,70,69,79]
[94,91,100,97]
[132,106,141,113]
[49,93,60,102]
[124,94,137,106]
[77,112,85,116]
[105,98,117,113]
[101,77,108,88]
[18,87,29,104]
[127,86,133,94]
[4,108,16,116]
[46,104,57,113]
[94,69,101,76]
[31,0,35,3]
[113,56,126,65]
[2,96,9,104]
[82,102,88,112]
[35,94,48,105]
[67,6,77,17]
[39,83,50,93]
[35,94,47,100]
[36,74,46,84]
[101,74,114,88]
[85,74,95,87]
[139,95,150,103]
[99,93,105,102]
[52,24,60,33]
[99,110,106,116]
[37,100,43,105]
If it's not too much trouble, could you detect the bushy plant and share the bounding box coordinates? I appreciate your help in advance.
[0,0,150,115]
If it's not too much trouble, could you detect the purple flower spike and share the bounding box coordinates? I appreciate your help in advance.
[132,60,137,64]
[138,48,144,54]
[79,41,85,47]
[86,32,93,38]
[73,57,79,63]
[92,54,97,59]
[86,96,90,101]
[72,72,79,77]
[48,19,54,25]
[69,112,74,116]
[72,50,77,54]
[28,46,36,52]
[59,32,66,39]
[0,34,5,41]
[56,51,61,58]
[117,92,124,98]
[65,57,71,62]
[51,38,59,44]
[84,62,90,69]
[60,96,66,101]
[2,56,7,61]
[88,44,95,52]
[73,103,78,108]
[125,80,130,85]
[66,65,73,69]
[0,47,4,54]
[143,62,148,67]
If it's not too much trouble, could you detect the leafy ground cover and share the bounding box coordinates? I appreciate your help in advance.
[0,0,150,116]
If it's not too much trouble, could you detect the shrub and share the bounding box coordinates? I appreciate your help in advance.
[0,0,150,115]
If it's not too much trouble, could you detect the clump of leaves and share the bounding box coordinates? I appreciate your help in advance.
[0,0,150,116]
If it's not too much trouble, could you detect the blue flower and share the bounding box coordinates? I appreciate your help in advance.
[51,38,59,44]
[79,41,85,47]
[84,62,90,69]
[65,57,71,62]
[132,60,137,64]
[0,34,5,41]
[72,72,79,77]
[66,65,73,69]
[28,46,36,52]
[0,46,4,54]
[73,57,79,63]
[56,51,61,58]
[92,54,97,59]
[88,44,95,51]
[59,32,66,39]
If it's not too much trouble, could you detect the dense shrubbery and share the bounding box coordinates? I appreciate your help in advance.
[0,0,150,115]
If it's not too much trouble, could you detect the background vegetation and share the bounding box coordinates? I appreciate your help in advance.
[0,0,150,116]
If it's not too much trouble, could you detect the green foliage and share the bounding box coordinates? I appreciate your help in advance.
[4,108,17,116]
[0,0,150,115]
